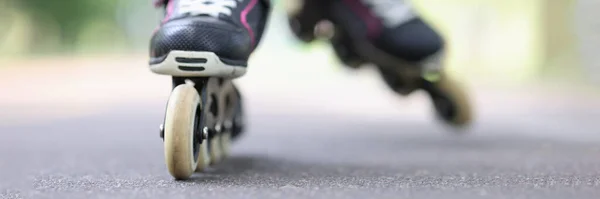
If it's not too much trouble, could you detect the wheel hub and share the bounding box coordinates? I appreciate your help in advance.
[159,124,165,139]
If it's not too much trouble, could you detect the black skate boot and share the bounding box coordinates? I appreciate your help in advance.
[150,0,270,77]
[286,0,365,69]
[152,0,271,180]
[286,0,473,128]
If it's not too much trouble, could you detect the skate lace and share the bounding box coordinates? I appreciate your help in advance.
[361,0,415,27]
[178,0,241,18]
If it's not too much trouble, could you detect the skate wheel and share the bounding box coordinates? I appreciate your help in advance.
[195,128,210,172]
[430,75,473,129]
[218,80,241,158]
[220,132,232,157]
[288,17,316,43]
[314,20,335,40]
[329,25,366,69]
[209,135,224,164]
[198,77,226,165]
[163,81,207,180]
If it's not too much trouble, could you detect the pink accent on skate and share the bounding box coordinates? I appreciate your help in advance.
[241,0,258,47]
[162,0,175,24]
[342,0,381,39]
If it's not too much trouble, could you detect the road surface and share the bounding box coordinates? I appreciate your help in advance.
[1,57,600,199]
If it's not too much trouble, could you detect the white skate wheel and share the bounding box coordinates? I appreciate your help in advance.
[209,136,223,164]
[163,82,206,180]
[220,132,232,157]
[195,132,210,172]
[217,80,238,160]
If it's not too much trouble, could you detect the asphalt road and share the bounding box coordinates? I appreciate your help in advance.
[2,87,600,199]
[2,57,600,199]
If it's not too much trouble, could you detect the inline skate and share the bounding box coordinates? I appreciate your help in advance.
[151,0,269,180]
[286,0,473,127]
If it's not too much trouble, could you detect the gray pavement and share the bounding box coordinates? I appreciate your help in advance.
[2,55,600,198]
[2,95,600,199]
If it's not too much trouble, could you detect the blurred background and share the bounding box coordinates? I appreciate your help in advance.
[0,0,596,76]
[1,0,598,125]
[0,0,598,128]
[1,0,600,197]
[1,0,598,117]
[0,0,599,127]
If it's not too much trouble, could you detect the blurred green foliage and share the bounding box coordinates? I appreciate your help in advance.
[0,0,153,55]
[14,0,119,49]
[0,0,592,83]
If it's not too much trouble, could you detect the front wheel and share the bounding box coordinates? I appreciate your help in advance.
[421,73,473,129]
[163,80,207,180]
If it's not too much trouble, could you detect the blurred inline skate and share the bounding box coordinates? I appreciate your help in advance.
[150,0,270,180]
[286,0,473,128]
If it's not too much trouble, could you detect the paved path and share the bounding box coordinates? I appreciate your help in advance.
[1,57,600,199]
